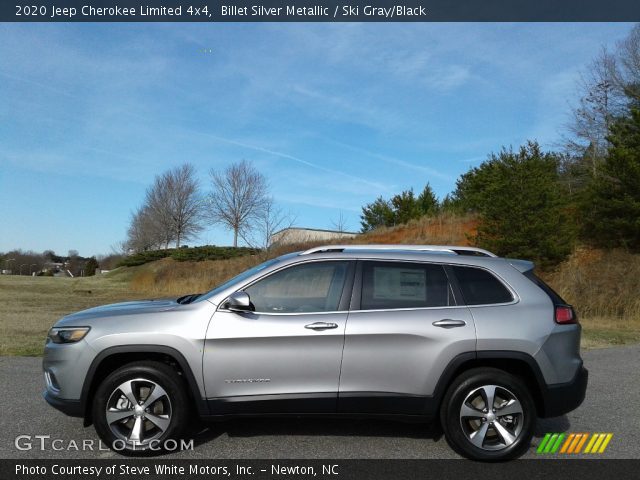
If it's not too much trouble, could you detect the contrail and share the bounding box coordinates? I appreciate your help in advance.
[194,131,388,191]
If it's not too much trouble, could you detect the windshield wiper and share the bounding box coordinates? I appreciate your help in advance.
[177,293,202,305]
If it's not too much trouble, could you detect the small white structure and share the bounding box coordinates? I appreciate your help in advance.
[270,227,358,246]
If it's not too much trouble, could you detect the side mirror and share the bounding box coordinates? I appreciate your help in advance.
[224,291,253,312]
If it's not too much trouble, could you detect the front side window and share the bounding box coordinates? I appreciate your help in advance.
[361,261,452,310]
[245,261,349,313]
[197,258,281,302]
[452,266,514,305]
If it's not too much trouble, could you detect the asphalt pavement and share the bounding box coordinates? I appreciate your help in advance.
[1,345,638,459]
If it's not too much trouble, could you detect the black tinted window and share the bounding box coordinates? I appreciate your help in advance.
[452,266,513,305]
[524,271,566,305]
[361,262,452,310]
[245,261,349,313]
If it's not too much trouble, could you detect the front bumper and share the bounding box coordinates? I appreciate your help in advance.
[540,366,588,418]
[43,390,83,417]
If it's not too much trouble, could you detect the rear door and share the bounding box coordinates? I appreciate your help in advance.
[338,260,476,414]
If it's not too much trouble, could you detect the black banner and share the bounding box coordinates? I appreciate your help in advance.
[1,0,639,22]
[2,459,640,480]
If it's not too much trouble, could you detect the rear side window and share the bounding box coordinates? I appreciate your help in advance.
[452,266,513,305]
[361,261,453,309]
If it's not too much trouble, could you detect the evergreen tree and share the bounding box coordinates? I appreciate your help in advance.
[360,196,395,232]
[85,257,100,277]
[453,141,574,266]
[390,190,421,224]
[582,108,640,250]
[417,183,439,216]
[439,193,461,214]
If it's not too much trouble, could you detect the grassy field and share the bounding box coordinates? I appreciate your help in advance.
[0,270,150,356]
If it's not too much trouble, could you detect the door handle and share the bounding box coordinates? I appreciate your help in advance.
[305,322,338,331]
[432,319,467,328]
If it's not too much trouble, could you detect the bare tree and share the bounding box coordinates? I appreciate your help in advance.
[125,164,204,253]
[239,196,296,251]
[126,205,164,252]
[110,240,129,256]
[163,164,204,247]
[562,51,621,177]
[144,174,177,249]
[206,160,268,247]
[67,249,80,276]
[139,163,204,249]
[330,211,349,233]
[608,24,640,103]
[562,25,640,179]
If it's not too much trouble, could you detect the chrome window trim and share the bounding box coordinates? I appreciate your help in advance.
[357,258,520,308]
[348,304,475,314]
[217,257,520,314]
[216,308,348,316]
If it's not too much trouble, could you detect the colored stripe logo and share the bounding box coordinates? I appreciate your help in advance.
[537,433,613,454]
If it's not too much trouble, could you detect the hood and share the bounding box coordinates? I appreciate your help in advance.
[55,298,180,326]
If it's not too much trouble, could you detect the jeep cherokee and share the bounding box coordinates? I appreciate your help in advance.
[43,244,588,460]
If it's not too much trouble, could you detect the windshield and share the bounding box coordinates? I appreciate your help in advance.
[195,258,281,303]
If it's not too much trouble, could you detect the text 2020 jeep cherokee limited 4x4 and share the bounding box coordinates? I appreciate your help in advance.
[43,244,588,460]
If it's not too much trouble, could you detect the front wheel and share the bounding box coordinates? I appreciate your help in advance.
[440,368,536,461]
[92,361,189,455]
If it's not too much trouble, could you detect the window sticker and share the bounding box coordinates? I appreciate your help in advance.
[373,267,426,301]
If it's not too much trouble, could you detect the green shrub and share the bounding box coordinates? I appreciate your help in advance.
[117,245,260,267]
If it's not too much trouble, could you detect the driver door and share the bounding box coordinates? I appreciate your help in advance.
[203,260,353,414]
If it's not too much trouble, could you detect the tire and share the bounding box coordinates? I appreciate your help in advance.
[440,368,536,461]
[93,361,189,455]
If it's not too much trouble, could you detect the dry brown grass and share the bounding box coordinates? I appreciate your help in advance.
[129,255,264,296]
[543,247,640,320]
[578,316,640,349]
[357,213,477,246]
[0,271,148,356]
[129,213,478,297]
[542,247,640,348]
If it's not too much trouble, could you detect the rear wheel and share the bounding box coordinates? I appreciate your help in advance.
[440,368,535,461]
[93,361,189,455]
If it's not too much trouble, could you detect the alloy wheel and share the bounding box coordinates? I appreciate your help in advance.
[105,378,172,448]
[459,384,524,451]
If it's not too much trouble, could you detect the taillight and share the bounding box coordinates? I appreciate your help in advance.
[555,305,576,324]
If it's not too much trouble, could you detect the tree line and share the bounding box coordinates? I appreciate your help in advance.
[125,160,293,253]
[360,184,439,232]
[359,24,640,268]
[0,249,103,276]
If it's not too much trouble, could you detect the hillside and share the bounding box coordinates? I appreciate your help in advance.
[357,214,477,246]
[126,214,477,295]
[543,248,640,348]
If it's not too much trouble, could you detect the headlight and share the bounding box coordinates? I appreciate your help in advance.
[47,327,90,344]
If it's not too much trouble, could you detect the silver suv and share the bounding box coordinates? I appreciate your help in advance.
[43,244,587,460]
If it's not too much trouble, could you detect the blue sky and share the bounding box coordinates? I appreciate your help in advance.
[0,23,634,256]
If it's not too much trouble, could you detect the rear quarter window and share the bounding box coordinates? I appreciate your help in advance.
[452,266,513,305]
[524,271,567,305]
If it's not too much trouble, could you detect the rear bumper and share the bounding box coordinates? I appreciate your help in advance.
[43,391,83,417]
[540,366,588,418]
